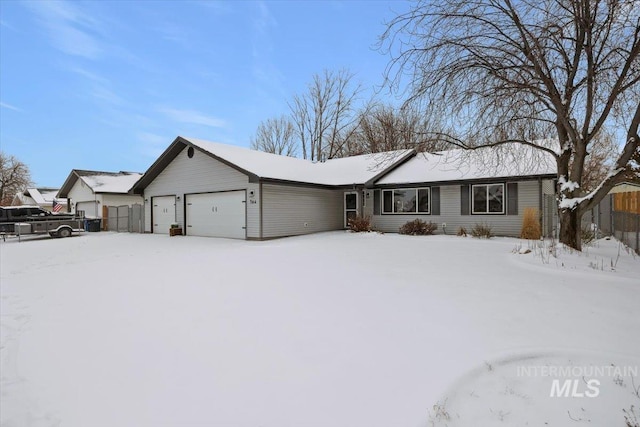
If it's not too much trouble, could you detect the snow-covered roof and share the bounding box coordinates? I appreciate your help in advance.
[58,170,143,198]
[79,172,143,193]
[134,136,558,193]
[376,146,557,185]
[182,137,414,186]
[12,188,66,206]
[28,188,64,204]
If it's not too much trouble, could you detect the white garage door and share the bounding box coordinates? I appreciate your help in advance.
[152,196,176,234]
[77,201,99,218]
[186,191,246,239]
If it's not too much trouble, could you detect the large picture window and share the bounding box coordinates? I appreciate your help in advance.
[382,188,430,214]
[472,184,504,214]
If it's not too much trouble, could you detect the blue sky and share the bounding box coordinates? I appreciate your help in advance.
[0,0,411,187]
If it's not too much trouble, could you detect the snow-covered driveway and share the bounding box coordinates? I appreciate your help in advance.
[1,232,639,426]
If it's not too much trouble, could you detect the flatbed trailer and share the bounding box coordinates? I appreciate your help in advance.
[0,206,84,240]
[1,218,85,241]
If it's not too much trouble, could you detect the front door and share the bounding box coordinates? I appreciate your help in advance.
[344,192,358,228]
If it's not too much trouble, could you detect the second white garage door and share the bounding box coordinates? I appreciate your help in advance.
[186,191,246,239]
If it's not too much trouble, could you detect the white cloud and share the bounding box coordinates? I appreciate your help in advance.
[0,19,17,31]
[189,1,232,14]
[0,102,23,112]
[136,131,171,158]
[253,1,277,35]
[250,2,285,100]
[137,131,167,145]
[67,66,109,84]
[158,107,226,128]
[25,1,103,59]
[90,87,124,106]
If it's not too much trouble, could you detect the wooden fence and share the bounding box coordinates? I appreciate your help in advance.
[613,192,640,214]
[612,191,640,254]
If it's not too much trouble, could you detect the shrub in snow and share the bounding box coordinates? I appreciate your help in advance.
[428,400,451,423]
[347,215,373,232]
[471,222,493,238]
[520,207,542,240]
[457,226,468,237]
[399,219,437,235]
[623,405,639,427]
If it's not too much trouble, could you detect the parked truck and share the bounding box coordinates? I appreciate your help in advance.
[0,206,84,238]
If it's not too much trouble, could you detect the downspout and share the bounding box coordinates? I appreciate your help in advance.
[538,178,543,235]
[259,180,263,240]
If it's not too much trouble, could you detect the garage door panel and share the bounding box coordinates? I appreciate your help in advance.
[186,191,246,239]
[152,196,176,234]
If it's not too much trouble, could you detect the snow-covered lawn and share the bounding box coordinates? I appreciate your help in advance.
[1,231,639,427]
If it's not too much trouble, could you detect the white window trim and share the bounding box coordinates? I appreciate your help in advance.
[471,183,505,214]
[381,188,430,214]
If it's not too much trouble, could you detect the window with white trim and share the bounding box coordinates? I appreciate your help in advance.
[382,188,430,214]
[472,183,504,214]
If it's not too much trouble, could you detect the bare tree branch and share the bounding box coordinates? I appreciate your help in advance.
[0,152,32,205]
[380,0,640,249]
[251,116,297,157]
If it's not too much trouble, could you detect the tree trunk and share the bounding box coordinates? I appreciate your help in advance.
[559,208,581,251]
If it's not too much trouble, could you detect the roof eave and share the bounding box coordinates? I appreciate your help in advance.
[57,170,81,198]
[132,136,259,194]
[374,173,557,188]
[258,177,350,190]
[365,149,418,187]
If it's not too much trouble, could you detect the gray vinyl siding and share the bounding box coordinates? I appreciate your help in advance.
[542,178,556,195]
[372,180,550,237]
[262,184,343,238]
[245,182,260,238]
[143,147,259,238]
[363,190,374,217]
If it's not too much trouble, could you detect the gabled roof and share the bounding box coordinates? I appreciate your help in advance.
[14,187,65,205]
[375,146,557,185]
[58,170,143,198]
[132,136,415,192]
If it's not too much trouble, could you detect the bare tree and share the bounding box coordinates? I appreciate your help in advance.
[381,0,640,250]
[251,116,297,157]
[579,130,620,192]
[0,152,32,205]
[289,69,363,161]
[347,103,449,154]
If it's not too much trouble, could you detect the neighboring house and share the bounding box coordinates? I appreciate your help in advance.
[12,187,68,212]
[57,170,144,219]
[132,136,557,240]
